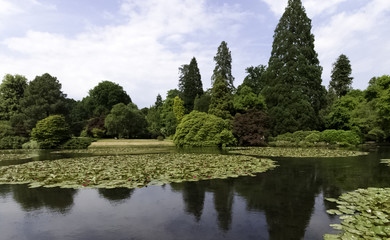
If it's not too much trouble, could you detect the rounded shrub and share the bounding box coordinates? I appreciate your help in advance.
[174,111,236,148]
[61,137,95,149]
[31,115,71,149]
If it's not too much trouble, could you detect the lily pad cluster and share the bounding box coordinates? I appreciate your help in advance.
[380,159,390,167]
[53,147,175,155]
[228,147,368,158]
[0,150,38,161]
[324,188,390,239]
[0,153,276,189]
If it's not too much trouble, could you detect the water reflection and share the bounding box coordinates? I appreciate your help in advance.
[1,147,390,239]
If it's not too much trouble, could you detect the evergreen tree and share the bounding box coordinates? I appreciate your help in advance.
[155,94,163,109]
[262,0,326,135]
[212,41,234,91]
[178,57,203,112]
[329,54,353,98]
[209,75,233,119]
[242,65,266,95]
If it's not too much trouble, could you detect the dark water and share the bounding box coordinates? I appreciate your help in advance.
[1,147,390,240]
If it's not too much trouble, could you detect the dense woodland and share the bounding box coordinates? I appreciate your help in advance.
[0,0,389,149]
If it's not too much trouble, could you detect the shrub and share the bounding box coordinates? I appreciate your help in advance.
[174,111,236,148]
[320,129,361,145]
[0,121,14,138]
[0,136,28,149]
[233,109,269,146]
[366,128,385,142]
[22,140,41,149]
[31,115,71,149]
[61,137,95,149]
[304,132,321,143]
[157,135,164,141]
[91,128,105,138]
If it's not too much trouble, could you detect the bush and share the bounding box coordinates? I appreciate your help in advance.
[61,137,95,149]
[233,109,269,146]
[0,136,28,149]
[366,128,385,142]
[305,132,321,143]
[31,115,71,149]
[91,128,105,138]
[174,111,236,148]
[320,129,361,145]
[157,135,164,141]
[22,140,41,149]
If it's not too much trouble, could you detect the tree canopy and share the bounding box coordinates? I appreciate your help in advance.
[0,74,27,121]
[178,57,203,112]
[212,41,234,91]
[329,54,353,98]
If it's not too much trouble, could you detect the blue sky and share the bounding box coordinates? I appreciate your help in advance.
[0,0,389,108]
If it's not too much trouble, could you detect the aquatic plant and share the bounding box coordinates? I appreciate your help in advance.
[324,188,390,239]
[0,150,38,161]
[0,153,276,189]
[228,147,367,158]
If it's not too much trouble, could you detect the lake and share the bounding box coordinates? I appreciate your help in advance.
[1,147,390,240]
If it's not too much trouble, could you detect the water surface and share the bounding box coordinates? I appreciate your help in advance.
[1,147,390,240]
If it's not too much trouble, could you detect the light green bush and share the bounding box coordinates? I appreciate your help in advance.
[22,140,40,149]
[174,111,236,148]
[31,115,71,149]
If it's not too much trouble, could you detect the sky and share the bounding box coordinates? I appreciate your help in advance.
[0,0,389,108]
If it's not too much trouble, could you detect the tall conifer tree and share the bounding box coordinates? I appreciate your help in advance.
[329,54,353,98]
[212,41,234,91]
[178,57,203,112]
[263,0,326,134]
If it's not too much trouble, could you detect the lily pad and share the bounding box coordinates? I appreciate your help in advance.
[0,153,276,189]
[324,188,390,239]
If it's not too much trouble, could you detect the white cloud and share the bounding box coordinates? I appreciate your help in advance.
[0,0,247,107]
[315,0,390,88]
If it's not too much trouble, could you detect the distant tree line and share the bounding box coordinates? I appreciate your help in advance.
[0,0,388,149]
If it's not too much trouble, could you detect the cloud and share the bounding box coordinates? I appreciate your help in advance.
[0,0,247,107]
[314,0,390,88]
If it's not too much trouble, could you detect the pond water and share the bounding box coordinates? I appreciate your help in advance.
[1,147,390,240]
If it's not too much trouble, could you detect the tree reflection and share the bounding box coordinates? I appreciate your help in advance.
[11,184,77,214]
[0,184,11,198]
[98,188,134,204]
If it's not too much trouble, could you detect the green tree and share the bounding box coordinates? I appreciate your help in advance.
[31,115,71,149]
[262,0,326,135]
[242,65,266,95]
[178,57,203,112]
[0,74,27,120]
[17,73,69,133]
[173,96,185,123]
[194,89,211,113]
[212,41,234,91]
[155,94,163,109]
[174,111,236,148]
[84,81,131,116]
[233,85,266,113]
[105,103,146,138]
[209,75,233,119]
[329,54,353,98]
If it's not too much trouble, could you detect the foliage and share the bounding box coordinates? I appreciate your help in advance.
[329,54,353,98]
[174,111,236,148]
[178,57,203,112]
[233,85,266,113]
[146,106,162,138]
[194,89,211,113]
[104,103,146,138]
[154,94,163,108]
[84,81,131,116]
[0,136,28,149]
[66,99,88,136]
[173,96,185,123]
[212,41,234,91]
[228,147,367,158]
[31,115,71,149]
[0,150,38,161]
[233,109,269,146]
[241,65,266,95]
[209,74,233,119]
[18,73,69,133]
[0,74,27,120]
[262,0,326,135]
[0,121,14,138]
[91,128,105,138]
[84,116,106,138]
[61,138,95,149]
[325,188,390,239]
[0,153,276,189]
[22,140,40,149]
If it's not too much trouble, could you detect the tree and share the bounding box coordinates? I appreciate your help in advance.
[233,85,266,113]
[0,74,27,120]
[262,0,326,135]
[155,94,163,109]
[31,115,71,149]
[105,103,146,138]
[329,54,353,98]
[233,110,269,146]
[17,73,68,132]
[85,81,131,116]
[178,57,203,112]
[208,75,233,119]
[194,89,211,113]
[173,96,185,123]
[241,65,266,95]
[174,111,236,148]
[212,41,234,91]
